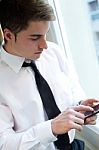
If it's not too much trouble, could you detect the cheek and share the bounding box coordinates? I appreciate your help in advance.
[16,40,30,49]
[23,40,37,49]
[15,38,38,55]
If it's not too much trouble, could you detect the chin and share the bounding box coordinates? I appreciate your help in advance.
[25,53,41,60]
[28,56,40,60]
[34,54,41,60]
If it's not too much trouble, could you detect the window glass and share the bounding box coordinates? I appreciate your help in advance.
[48,0,99,125]
[87,0,99,63]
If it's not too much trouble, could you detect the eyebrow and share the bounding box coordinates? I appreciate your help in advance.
[29,34,42,37]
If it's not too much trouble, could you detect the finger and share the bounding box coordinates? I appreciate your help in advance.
[74,111,85,119]
[87,98,99,102]
[89,120,96,125]
[73,111,85,125]
[84,115,97,124]
[74,116,84,125]
[72,122,83,131]
[73,105,93,112]
[85,120,96,125]
[90,115,97,120]
[64,108,85,120]
[84,99,99,106]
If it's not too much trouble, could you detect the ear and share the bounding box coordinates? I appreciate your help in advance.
[3,28,14,41]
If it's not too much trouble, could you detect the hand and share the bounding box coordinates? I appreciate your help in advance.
[84,115,97,125]
[80,98,99,107]
[51,105,93,136]
[80,98,99,125]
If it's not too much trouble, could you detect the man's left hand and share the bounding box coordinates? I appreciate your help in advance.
[80,98,99,125]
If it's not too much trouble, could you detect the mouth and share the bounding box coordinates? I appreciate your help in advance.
[35,50,43,54]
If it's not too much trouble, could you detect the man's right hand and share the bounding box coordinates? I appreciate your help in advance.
[51,105,93,135]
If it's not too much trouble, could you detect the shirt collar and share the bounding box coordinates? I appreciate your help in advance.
[0,46,25,73]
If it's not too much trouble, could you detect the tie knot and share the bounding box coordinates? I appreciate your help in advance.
[22,61,31,67]
[22,61,39,73]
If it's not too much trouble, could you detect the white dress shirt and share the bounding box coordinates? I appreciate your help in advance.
[0,41,87,150]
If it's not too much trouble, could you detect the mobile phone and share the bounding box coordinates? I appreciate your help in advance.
[84,103,99,120]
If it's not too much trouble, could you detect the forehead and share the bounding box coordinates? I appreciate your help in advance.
[24,21,50,34]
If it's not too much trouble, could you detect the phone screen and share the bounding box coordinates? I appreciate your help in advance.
[84,103,99,120]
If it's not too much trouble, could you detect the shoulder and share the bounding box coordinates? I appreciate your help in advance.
[39,41,70,74]
[46,41,68,64]
[47,41,60,49]
[46,41,62,55]
[44,41,66,61]
[40,41,65,66]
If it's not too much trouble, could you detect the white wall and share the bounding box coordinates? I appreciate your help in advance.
[52,0,99,98]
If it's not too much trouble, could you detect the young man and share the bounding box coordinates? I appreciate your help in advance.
[0,0,98,149]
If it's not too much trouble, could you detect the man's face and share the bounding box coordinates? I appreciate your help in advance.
[4,21,50,60]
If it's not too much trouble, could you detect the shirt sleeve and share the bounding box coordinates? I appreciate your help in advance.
[0,103,57,150]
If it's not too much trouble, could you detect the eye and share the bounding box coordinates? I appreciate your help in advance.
[30,37,40,41]
[29,35,41,41]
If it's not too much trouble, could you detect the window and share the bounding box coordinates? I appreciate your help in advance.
[87,0,99,63]
[88,0,98,12]
[48,0,99,98]
[48,0,99,149]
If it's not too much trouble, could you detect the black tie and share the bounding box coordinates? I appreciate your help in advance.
[23,61,71,150]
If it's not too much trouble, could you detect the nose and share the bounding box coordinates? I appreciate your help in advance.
[39,38,48,49]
